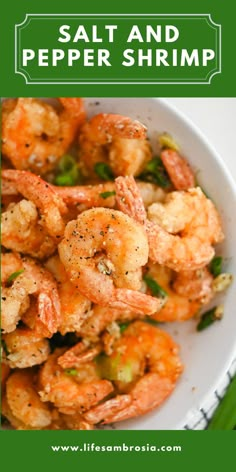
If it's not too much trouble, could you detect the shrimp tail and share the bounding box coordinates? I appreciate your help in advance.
[37,292,61,336]
[115,176,147,224]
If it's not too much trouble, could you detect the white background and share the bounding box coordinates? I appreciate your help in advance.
[166,98,236,183]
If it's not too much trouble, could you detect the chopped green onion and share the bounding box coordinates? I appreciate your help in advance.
[64,368,78,376]
[99,191,116,199]
[54,154,81,186]
[94,162,114,181]
[139,157,171,188]
[159,133,180,151]
[143,274,168,299]
[144,317,162,327]
[1,339,10,356]
[209,256,223,277]
[96,353,133,383]
[197,305,223,332]
[6,269,24,285]
[119,322,130,334]
[207,375,236,430]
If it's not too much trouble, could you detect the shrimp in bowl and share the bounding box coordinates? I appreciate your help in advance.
[1,97,233,431]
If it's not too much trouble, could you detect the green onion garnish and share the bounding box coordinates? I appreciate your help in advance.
[54,154,81,186]
[144,317,162,327]
[197,305,223,332]
[209,256,223,277]
[64,368,78,376]
[139,157,171,188]
[6,269,24,285]
[99,191,116,199]
[119,322,130,334]
[207,374,236,430]
[94,162,114,181]
[143,274,168,299]
[159,133,180,152]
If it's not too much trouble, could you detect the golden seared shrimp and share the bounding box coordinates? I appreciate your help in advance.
[83,321,183,424]
[44,256,91,335]
[115,176,224,271]
[79,113,151,178]
[38,349,114,415]
[1,200,56,259]
[145,263,213,322]
[6,370,52,429]
[2,97,85,174]
[2,170,67,240]
[58,208,163,315]
[1,252,61,335]
[160,149,195,190]
[2,328,50,368]
[53,180,165,210]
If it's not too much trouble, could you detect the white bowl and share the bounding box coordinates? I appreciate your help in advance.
[84,97,236,430]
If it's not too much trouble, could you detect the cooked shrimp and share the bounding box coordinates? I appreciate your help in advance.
[115,176,224,271]
[6,370,52,428]
[1,200,56,259]
[145,263,213,322]
[2,170,67,239]
[79,113,151,178]
[45,256,92,335]
[83,321,183,424]
[1,252,61,335]
[78,304,144,342]
[53,180,165,210]
[38,349,114,415]
[58,208,163,315]
[161,149,195,190]
[2,97,85,174]
[2,328,50,368]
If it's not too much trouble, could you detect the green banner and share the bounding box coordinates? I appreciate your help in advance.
[15,14,220,85]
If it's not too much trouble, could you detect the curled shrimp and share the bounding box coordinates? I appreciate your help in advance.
[145,263,213,322]
[115,176,224,271]
[45,256,91,335]
[2,98,85,174]
[79,113,151,178]
[2,170,67,240]
[1,199,56,259]
[38,348,113,415]
[78,304,144,342]
[58,208,163,315]
[1,252,61,335]
[82,321,183,424]
[2,328,50,368]
[53,180,166,211]
[160,149,195,190]
[6,370,52,429]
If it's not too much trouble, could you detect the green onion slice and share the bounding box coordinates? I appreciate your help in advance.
[6,269,24,285]
[143,274,168,299]
[1,339,10,356]
[54,154,81,186]
[209,256,223,277]
[139,157,172,188]
[99,191,116,199]
[197,305,223,332]
[64,368,78,376]
[94,162,114,181]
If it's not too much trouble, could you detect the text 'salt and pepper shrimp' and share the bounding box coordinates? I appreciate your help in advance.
[83,321,183,424]
[115,176,224,271]
[58,208,163,315]
[79,113,151,178]
[2,98,85,174]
